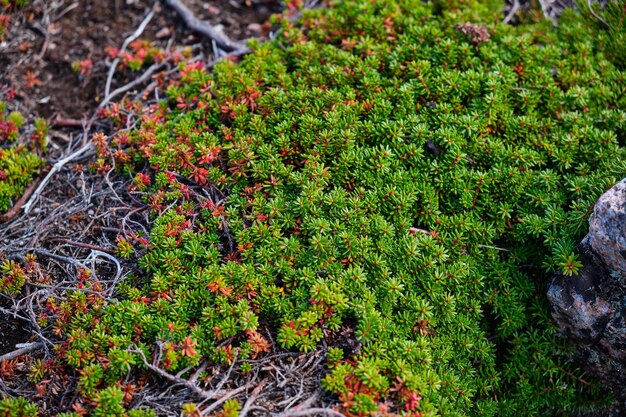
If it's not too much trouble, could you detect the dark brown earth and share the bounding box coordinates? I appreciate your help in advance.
[0,312,30,354]
[1,0,280,120]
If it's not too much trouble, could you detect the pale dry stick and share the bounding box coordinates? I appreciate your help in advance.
[54,1,80,21]
[239,378,269,417]
[538,0,557,22]
[503,0,520,24]
[276,408,346,417]
[51,238,114,254]
[104,8,156,99]
[22,143,93,215]
[0,342,43,363]
[282,393,319,413]
[289,352,322,374]
[262,363,288,387]
[0,301,36,321]
[207,348,240,396]
[0,378,21,396]
[85,250,123,298]
[587,0,611,28]
[175,364,196,379]
[189,360,208,383]
[134,80,159,102]
[477,244,510,252]
[163,0,249,54]
[32,248,82,266]
[103,161,129,206]
[278,386,305,410]
[131,347,239,401]
[200,384,251,416]
[100,63,164,108]
[24,290,55,354]
[36,3,52,59]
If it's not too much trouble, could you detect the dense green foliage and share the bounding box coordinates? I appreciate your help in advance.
[0,397,38,417]
[0,102,45,213]
[0,0,28,7]
[5,0,626,415]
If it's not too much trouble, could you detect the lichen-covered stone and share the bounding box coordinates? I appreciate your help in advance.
[548,178,626,414]
[584,178,626,275]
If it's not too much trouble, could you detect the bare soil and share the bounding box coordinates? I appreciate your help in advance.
[1,0,279,120]
[0,312,29,354]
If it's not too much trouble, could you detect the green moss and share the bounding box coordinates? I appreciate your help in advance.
[19,0,626,415]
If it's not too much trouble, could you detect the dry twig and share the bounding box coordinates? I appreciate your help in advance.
[100,63,164,108]
[504,0,521,23]
[104,8,156,99]
[239,378,268,417]
[276,408,346,417]
[130,347,247,401]
[22,143,93,215]
[587,0,611,28]
[0,342,43,363]
[163,0,249,54]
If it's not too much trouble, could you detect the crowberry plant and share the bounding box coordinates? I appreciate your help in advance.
[3,0,626,415]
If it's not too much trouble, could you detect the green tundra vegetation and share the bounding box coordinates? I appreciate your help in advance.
[2,0,626,415]
[0,102,45,214]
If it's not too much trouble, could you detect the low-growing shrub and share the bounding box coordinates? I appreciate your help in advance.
[0,396,38,417]
[0,102,45,213]
[7,0,626,415]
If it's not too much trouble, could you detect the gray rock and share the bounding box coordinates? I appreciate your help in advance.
[585,179,626,276]
[547,178,626,415]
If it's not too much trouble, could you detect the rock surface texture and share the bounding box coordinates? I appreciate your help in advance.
[548,178,626,414]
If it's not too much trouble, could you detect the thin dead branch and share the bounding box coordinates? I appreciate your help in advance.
[100,63,164,108]
[105,8,156,98]
[276,408,346,417]
[22,143,93,215]
[504,0,521,23]
[32,248,81,266]
[0,342,43,363]
[587,0,611,28]
[130,347,245,401]
[200,384,251,416]
[239,378,268,417]
[284,393,319,413]
[163,0,249,54]
[49,238,115,254]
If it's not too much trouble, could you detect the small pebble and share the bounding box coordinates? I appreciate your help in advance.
[155,27,171,39]
[247,23,262,34]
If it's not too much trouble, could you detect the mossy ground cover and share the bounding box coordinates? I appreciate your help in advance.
[2,0,626,415]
